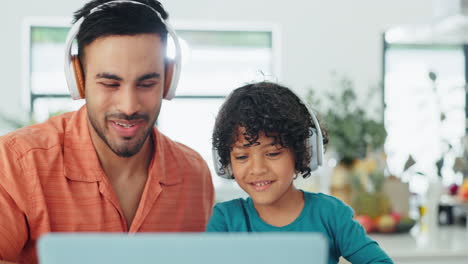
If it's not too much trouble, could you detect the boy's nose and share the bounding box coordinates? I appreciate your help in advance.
[249,156,268,176]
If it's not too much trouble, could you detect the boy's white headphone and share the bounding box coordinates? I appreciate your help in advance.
[212,105,324,179]
[64,0,181,100]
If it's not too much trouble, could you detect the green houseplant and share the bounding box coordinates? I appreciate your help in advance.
[306,74,388,207]
[306,75,387,163]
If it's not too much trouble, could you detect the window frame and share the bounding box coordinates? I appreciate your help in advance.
[22,17,281,114]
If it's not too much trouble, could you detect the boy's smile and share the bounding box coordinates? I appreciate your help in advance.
[249,180,274,192]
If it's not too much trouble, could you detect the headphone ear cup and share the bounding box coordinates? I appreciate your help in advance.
[212,148,234,179]
[72,56,86,99]
[163,58,175,99]
[308,128,319,172]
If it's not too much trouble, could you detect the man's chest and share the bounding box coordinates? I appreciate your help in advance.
[33,179,185,234]
[109,174,148,229]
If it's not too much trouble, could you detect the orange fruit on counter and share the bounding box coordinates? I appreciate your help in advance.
[376,214,396,233]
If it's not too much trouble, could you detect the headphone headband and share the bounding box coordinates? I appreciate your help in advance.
[89,0,163,19]
[64,0,181,100]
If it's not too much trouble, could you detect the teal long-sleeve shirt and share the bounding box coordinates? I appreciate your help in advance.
[207,191,393,264]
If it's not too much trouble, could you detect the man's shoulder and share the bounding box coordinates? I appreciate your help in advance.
[0,112,74,156]
[156,131,207,166]
[154,130,214,196]
[0,112,76,206]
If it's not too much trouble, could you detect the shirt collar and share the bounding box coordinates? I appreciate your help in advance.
[148,126,183,186]
[63,105,103,182]
[63,105,182,185]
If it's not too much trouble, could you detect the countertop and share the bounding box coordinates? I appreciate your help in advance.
[340,225,468,264]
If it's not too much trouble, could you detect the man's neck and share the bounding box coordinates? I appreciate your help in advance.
[88,123,154,180]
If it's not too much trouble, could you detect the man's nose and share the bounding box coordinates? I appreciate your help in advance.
[117,85,141,116]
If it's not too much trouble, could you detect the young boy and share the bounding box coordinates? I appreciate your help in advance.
[208,82,393,264]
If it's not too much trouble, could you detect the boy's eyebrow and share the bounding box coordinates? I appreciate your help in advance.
[232,145,248,149]
[232,142,277,149]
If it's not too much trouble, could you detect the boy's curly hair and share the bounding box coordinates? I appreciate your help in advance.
[212,81,328,178]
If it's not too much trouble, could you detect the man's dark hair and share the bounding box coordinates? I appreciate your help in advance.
[212,81,328,178]
[73,0,169,61]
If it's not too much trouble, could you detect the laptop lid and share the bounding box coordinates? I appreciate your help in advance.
[38,233,328,264]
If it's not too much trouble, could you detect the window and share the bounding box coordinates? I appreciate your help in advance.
[383,43,465,194]
[27,24,85,121]
[26,19,277,201]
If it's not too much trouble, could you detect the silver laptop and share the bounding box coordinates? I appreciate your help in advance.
[38,233,328,264]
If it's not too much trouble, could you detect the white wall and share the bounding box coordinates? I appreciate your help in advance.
[0,0,432,128]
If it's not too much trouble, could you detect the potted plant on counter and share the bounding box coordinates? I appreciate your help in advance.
[306,74,387,205]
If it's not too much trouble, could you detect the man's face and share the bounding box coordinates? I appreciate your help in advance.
[83,34,165,157]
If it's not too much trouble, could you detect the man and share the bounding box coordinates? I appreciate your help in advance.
[0,1,214,263]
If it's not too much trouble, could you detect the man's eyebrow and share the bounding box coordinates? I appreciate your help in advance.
[95,72,123,81]
[137,72,161,82]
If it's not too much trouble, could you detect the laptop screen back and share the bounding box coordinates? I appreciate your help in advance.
[38,233,328,264]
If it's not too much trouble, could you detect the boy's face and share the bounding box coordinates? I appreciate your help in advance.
[83,34,165,157]
[230,128,297,207]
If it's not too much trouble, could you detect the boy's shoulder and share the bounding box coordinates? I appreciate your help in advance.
[212,197,255,220]
[212,192,354,220]
[304,191,353,214]
[214,197,249,212]
[213,192,352,213]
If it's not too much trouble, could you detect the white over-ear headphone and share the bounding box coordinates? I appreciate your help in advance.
[212,104,324,179]
[64,0,181,100]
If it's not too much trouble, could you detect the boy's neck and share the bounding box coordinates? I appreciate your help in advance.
[253,187,305,227]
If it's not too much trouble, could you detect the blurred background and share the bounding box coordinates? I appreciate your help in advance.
[1,0,468,263]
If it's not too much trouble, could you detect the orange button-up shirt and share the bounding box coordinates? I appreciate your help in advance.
[0,106,214,264]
